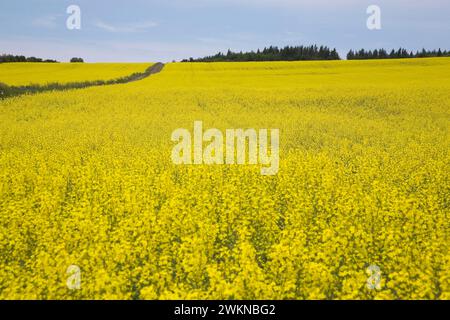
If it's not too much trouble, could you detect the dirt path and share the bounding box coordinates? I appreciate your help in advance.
[141,62,165,78]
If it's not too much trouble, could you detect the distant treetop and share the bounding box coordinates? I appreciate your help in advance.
[70,57,84,63]
[182,45,341,62]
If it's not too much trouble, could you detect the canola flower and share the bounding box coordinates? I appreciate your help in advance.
[0,58,449,300]
[0,62,150,86]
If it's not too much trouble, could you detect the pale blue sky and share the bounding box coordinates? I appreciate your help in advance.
[0,0,449,62]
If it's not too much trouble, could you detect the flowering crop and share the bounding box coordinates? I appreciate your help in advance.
[0,62,150,86]
[0,58,449,299]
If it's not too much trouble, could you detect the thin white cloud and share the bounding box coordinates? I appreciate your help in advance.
[170,0,361,9]
[195,32,263,45]
[32,15,59,28]
[196,37,231,45]
[171,0,450,9]
[94,20,158,33]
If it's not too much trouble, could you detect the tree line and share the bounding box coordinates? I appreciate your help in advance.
[347,48,450,60]
[182,45,341,62]
[182,46,450,62]
[0,54,58,63]
[0,54,86,63]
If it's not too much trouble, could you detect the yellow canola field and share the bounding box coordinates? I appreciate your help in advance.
[0,62,151,86]
[0,58,449,299]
